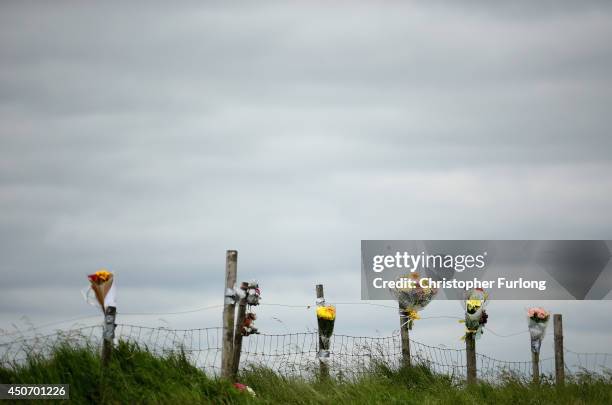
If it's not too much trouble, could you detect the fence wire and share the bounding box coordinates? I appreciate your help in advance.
[1,324,610,383]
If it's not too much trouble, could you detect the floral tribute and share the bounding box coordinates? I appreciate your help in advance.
[233,383,256,397]
[316,304,336,361]
[527,307,550,353]
[392,272,437,330]
[461,288,488,340]
[87,269,116,314]
[240,281,261,336]
[241,313,258,336]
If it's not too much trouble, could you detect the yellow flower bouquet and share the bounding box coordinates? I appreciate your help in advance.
[462,289,488,340]
[316,305,336,321]
[316,304,336,360]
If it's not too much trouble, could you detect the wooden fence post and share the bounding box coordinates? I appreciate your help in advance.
[231,281,248,379]
[221,250,238,379]
[554,314,564,386]
[316,284,329,379]
[398,303,411,367]
[101,306,116,366]
[531,351,540,384]
[465,333,477,385]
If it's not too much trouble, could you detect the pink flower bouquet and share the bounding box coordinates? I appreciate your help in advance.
[527,307,550,353]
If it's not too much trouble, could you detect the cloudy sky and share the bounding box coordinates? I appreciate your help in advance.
[1,1,612,364]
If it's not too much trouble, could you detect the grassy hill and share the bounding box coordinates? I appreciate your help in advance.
[1,341,611,404]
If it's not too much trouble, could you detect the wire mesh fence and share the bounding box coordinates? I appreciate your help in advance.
[0,326,100,365]
[1,324,610,383]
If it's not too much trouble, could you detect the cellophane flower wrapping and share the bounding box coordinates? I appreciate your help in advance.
[527,307,550,353]
[463,289,488,339]
[316,304,336,361]
[392,273,438,330]
[87,269,115,313]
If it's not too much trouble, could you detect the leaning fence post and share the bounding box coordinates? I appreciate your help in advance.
[465,333,477,384]
[554,314,564,386]
[222,250,238,379]
[101,306,116,366]
[316,284,330,379]
[398,302,411,367]
[231,281,248,379]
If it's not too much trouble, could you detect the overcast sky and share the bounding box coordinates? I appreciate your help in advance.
[1,1,612,365]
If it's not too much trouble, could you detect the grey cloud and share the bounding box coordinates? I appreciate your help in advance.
[1,1,612,358]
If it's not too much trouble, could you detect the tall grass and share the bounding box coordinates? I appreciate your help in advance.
[0,341,243,404]
[241,362,612,404]
[1,340,611,404]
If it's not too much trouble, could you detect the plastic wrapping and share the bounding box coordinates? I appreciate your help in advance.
[104,281,117,308]
[391,272,437,330]
[316,304,336,361]
[527,307,550,353]
[246,280,261,306]
[462,288,488,340]
[86,269,116,313]
[242,312,259,336]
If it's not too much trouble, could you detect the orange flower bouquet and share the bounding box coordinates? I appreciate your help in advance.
[87,269,116,313]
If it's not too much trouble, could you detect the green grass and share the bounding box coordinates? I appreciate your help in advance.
[0,341,242,404]
[242,364,612,404]
[1,341,611,404]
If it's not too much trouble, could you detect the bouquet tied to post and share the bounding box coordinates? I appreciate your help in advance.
[392,272,438,330]
[527,307,550,353]
[240,280,261,336]
[316,303,336,361]
[86,269,116,314]
[461,288,488,340]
